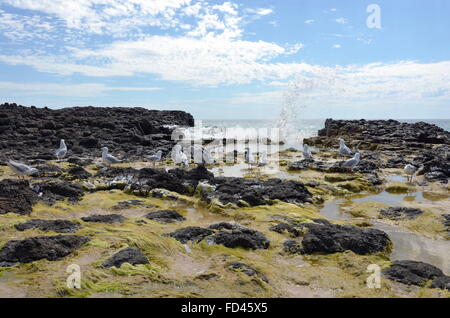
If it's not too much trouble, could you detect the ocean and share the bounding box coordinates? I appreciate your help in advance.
[196,119,450,150]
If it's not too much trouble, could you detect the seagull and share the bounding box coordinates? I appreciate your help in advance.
[244,147,256,169]
[171,145,189,168]
[303,144,313,160]
[7,160,38,179]
[101,147,122,164]
[147,150,162,168]
[257,152,267,167]
[342,152,360,171]
[55,139,67,160]
[404,164,417,182]
[338,138,353,157]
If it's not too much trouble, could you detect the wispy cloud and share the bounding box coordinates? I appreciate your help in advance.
[304,19,315,24]
[335,17,348,24]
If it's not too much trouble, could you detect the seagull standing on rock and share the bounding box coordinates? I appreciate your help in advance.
[101,147,122,164]
[7,160,38,179]
[257,152,267,167]
[303,144,313,160]
[338,138,353,157]
[55,139,67,160]
[342,152,360,171]
[147,150,162,168]
[171,145,189,168]
[404,164,417,182]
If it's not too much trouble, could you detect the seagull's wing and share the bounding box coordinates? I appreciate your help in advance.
[8,160,31,173]
[106,154,122,163]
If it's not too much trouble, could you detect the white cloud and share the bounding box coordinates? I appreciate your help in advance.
[0,81,162,97]
[333,44,341,49]
[304,19,315,24]
[335,17,348,24]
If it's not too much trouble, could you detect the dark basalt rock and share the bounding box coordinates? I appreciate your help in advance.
[413,147,450,183]
[384,156,409,168]
[227,262,269,283]
[81,214,126,223]
[0,179,39,215]
[283,240,303,254]
[0,103,194,161]
[112,200,155,210]
[66,157,93,166]
[269,223,301,237]
[317,119,449,145]
[202,177,312,206]
[379,207,424,220]
[431,275,450,290]
[382,260,444,286]
[353,160,379,173]
[102,247,149,268]
[31,180,85,204]
[206,227,270,250]
[15,219,80,233]
[35,164,64,178]
[66,166,92,180]
[168,226,214,244]
[145,210,185,223]
[300,222,391,255]
[0,235,90,265]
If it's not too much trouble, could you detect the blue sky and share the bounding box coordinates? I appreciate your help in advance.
[0,0,449,119]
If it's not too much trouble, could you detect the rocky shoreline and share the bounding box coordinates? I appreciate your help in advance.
[0,107,449,298]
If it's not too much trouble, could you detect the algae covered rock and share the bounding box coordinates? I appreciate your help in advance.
[15,219,80,233]
[81,214,126,224]
[382,260,444,286]
[431,275,450,290]
[31,180,85,204]
[145,210,186,224]
[102,247,149,268]
[0,179,39,215]
[283,240,303,254]
[300,222,391,255]
[269,223,301,238]
[0,235,90,265]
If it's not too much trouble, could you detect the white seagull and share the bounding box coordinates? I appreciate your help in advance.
[171,145,189,168]
[101,147,122,164]
[244,147,256,168]
[338,138,353,157]
[7,160,38,179]
[342,152,361,171]
[55,139,67,160]
[147,150,163,168]
[404,164,417,182]
[303,144,313,160]
[257,152,267,167]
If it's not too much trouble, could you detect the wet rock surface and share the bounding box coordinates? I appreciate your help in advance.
[81,214,126,224]
[269,223,301,238]
[0,103,194,161]
[66,166,92,180]
[382,260,446,287]
[299,222,391,255]
[15,219,80,233]
[227,262,269,283]
[206,224,270,250]
[168,226,214,244]
[202,178,312,206]
[431,275,450,290]
[413,146,450,183]
[0,235,90,265]
[315,118,449,147]
[30,180,85,204]
[379,207,425,220]
[102,247,149,268]
[145,210,185,223]
[0,179,39,215]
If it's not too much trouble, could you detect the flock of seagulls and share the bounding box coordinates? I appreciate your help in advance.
[5,137,418,182]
